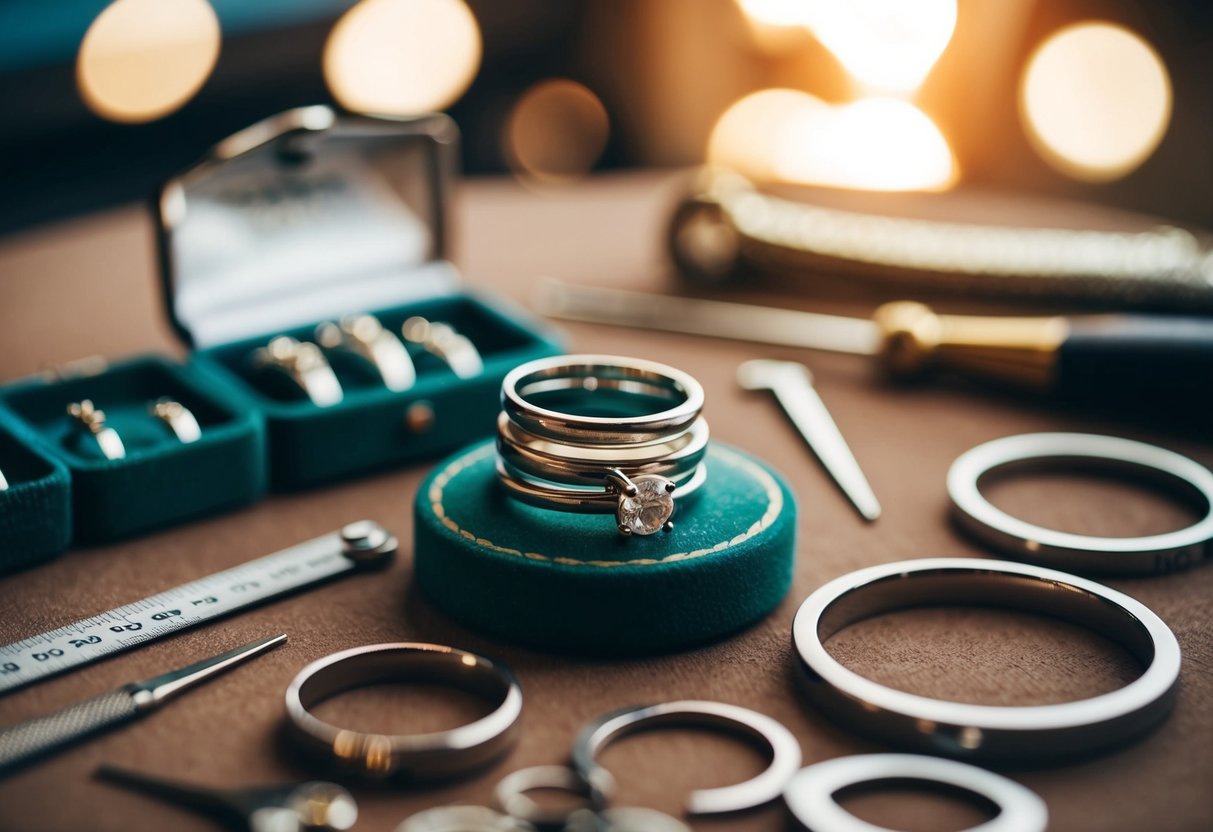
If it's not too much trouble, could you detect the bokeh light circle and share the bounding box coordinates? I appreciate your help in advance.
[505,79,610,184]
[1021,22,1172,182]
[77,0,221,124]
[324,0,482,115]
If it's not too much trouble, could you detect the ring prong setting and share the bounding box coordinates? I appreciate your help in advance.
[615,473,677,537]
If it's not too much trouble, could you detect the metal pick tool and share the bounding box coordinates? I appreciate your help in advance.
[96,765,358,832]
[738,359,881,522]
[0,633,286,776]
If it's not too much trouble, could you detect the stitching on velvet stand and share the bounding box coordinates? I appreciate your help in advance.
[428,443,782,568]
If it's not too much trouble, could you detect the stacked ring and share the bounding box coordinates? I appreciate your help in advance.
[496,355,709,537]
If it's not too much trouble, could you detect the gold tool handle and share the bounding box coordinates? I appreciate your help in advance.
[873,302,1069,391]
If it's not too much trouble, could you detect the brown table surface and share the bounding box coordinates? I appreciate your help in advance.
[0,173,1210,832]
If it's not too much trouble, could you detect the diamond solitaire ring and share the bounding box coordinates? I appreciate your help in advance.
[496,355,708,537]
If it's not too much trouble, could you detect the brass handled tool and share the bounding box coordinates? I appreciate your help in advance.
[537,280,1213,402]
[95,764,357,832]
[0,633,286,776]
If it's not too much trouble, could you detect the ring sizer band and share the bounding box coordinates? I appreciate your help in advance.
[284,643,522,781]
[791,558,1181,764]
[571,700,802,816]
[783,754,1047,832]
[948,432,1213,575]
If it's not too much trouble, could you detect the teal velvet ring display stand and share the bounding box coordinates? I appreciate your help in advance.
[414,440,797,655]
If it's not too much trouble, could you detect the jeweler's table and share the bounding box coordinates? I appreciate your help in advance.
[1,173,1210,831]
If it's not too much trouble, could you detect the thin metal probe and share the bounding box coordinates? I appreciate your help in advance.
[95,764,358,831]
[738,360,881,522]
[0,633,286,777]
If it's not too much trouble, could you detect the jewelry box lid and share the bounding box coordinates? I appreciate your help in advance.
[155,106,459,349]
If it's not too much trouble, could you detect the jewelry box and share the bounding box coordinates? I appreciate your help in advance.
[0,355,264,547]
[160,107,563,489]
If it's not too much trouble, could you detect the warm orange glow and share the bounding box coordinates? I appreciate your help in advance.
[324,0,481,115]
[76,0,220,124]
[734,0,811,28]
[709,91,956,192]
[505,79,610,184]
[708,89,819,181]
[805,0,957,94]
[734,0,957,94]
[1021,22,1171,183]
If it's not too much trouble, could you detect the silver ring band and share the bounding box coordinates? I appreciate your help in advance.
[494,765,598,826]
[792,558,1181,763]
[67,400,126,460]
[253,336,344,407]
[403,316,483,379]
[571,700,802,816]
[284,643,522,781]
[317,314,416,392]
[497,412,709,487]
[502,355,704,444]
[149,399,202,444]
[948,432,1213,575]
[783,754,1047,832]
[496,458,706,514]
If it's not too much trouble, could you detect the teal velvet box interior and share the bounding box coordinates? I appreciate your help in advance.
[195,294,562,489]
[0,356,264,543]
[414,439,797,655]
[0,415,72,572]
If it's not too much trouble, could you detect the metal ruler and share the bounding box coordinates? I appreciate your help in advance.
[0,521,395,695]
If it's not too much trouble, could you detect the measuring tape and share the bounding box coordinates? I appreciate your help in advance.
[0,521,395,695]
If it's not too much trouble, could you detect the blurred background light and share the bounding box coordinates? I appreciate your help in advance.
[709,89,955,192]
[775,97,956,191]
[505,79,610,185]
[324,0,481,115]
[76,0,221,124]
[734,0,811,29]
[1020,21,1171,183]
[802,0,957,95]
[708,88,822,182]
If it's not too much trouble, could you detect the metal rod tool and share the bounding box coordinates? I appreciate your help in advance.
[95,764,358,831]
[738,360,881,522]
[537,280,1213,403]
[0,521,395,695]
[0,633,286,777]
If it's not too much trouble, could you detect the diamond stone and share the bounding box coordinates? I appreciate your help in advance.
[617,476,675,535]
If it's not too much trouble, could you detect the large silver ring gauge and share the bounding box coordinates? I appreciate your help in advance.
[783,754,1047,832]
[791,558,1181,764]
[571,699,802,816]
[948,432,1213,575]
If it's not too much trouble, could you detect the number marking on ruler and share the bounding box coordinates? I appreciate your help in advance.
[0,521,395,694]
